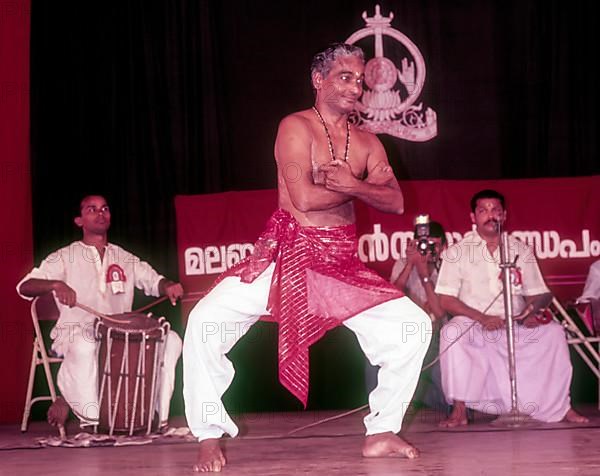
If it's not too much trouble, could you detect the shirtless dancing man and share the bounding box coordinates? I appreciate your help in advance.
[183,43,431,472]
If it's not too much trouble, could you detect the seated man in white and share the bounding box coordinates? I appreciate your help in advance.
[577,260,600,333]
[17,195,183,430]
[578,260,600,304]
[435,189,587,426]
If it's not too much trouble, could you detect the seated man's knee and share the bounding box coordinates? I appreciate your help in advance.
[65,335,97,361]
[544,321,570,342]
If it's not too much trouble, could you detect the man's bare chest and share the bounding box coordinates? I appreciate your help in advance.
[309,138,368,184]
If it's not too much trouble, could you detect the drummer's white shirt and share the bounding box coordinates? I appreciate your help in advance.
[18,241,164,346]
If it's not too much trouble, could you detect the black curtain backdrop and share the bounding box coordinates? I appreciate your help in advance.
[30,0,600,413]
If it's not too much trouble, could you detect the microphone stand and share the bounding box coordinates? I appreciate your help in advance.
[492,221,533,427]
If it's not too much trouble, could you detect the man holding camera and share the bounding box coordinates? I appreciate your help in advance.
[390,218,447,323]
[435,189,587,426]
[387,218,448,412]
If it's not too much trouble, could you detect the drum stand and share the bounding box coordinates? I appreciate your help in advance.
[491,229,534,427]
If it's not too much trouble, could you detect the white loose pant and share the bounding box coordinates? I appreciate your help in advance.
[183,263,432,441]
[439,316,572,422]
[52,323,182,426]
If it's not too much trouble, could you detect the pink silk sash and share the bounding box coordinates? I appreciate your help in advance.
[212,209,403,407]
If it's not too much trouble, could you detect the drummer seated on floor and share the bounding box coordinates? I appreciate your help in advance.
[17,195,184,432]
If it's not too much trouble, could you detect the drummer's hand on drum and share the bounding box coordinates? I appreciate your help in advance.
[52,281,77,307]
[160,279,184,305]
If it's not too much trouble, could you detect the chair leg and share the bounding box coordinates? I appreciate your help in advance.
[597,341,600,411]
[21,341,40,432]
[551,299,600,411]
[41,350,58,401]
[40,345,67,439]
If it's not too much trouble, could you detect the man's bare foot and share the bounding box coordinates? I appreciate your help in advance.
[564,408,589,423]
[193,439,226,473]
[362,432,419,459]
[47,397,69,427]
[439,401,468,428]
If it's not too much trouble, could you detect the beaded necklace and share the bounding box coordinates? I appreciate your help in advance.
[312,106,350,162]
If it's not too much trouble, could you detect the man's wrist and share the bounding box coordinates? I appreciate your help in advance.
[159,278,172,294]
[348,177,369,198]
[474,312,487,324]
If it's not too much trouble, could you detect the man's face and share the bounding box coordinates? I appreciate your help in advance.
[470,198,506,237]
[75,195,111,235]
[316,55,364,112]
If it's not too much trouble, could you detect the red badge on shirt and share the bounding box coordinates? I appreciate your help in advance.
[498,267,523,287]
[106,264,127,294]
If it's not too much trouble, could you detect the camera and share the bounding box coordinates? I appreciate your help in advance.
[414,214,437,256]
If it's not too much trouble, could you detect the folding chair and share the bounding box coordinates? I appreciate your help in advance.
[549,297,600,410]
[21,293,66,438]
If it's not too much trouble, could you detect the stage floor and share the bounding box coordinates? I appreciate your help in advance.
[2,407,599,475]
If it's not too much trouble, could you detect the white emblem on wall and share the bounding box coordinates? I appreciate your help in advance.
[346,5,437,141]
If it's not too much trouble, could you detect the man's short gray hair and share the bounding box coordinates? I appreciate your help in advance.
[310,43,364,80]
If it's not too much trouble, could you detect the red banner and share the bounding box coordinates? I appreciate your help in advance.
[0,0,32,423]
[176,176,600,321]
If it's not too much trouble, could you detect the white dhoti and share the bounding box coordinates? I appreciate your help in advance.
[439,315,572,422]
[183,263,432,441]
[52,323,182,426]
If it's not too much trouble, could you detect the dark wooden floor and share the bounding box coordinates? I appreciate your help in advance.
[2,407,600,475]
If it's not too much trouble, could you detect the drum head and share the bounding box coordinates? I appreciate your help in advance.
[96,312,163,338]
